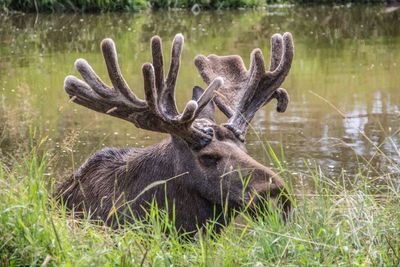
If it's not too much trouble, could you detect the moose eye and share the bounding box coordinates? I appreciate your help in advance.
[199,154,221,167]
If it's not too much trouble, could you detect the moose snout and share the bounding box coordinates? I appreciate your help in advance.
[246,170,292,222]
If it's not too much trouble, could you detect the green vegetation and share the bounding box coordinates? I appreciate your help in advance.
[1,118,399,265]
[0,0,387,13]
[267,0,385,4]
[0,0,263,12]
[1,0,147,12]
[149,0,263,10]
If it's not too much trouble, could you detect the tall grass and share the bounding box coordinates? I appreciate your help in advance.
[0,135,399,265]
[1,0,263,12]
[1,0,387,13]
[1,0,148,12]
[267,0,385,4]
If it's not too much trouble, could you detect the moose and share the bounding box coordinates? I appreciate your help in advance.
[55,32,294,234]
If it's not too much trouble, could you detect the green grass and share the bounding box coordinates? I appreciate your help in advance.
[149,0,263,10]
[0,0,388,13]
[267,0,385,4]
[0,0,264,12]
[1,0,148,12]
[1,135,399,266]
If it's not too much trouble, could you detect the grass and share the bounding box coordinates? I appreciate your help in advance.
[267,0,385,4]
[0,0,263,13]
[0,131,399,266]
[1,0,147,12]
[0,0,388,13]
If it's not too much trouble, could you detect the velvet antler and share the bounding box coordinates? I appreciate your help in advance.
[195,32,294,141]
[65,34,223,149]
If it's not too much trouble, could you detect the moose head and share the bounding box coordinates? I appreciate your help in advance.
[55,33,294,234]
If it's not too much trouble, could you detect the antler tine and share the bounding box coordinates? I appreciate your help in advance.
[214,96,234,118]
[173,77,224,124]
[151,34,184,117]
[195,79,220,117]
[239,48,266,108]
[65,34,224,149]
[268,33,294,79]
[74,59,114,98]
[265,33,293,113]
[142,63,158,112]
[151,36,164,96]
[269,34,284,71]
[65,76,104,109]
[166,34,184,94]
[194,32,294,140]
[101,39,144,104]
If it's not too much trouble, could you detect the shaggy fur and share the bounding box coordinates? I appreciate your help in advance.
[55,126,289,233]
[55,33,294,234]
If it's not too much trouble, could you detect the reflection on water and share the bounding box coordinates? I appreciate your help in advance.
[0,6,399,180]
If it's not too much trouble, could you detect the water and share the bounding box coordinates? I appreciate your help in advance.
[1,6,400,180]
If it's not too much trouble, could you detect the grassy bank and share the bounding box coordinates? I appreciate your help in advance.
[0,137,399,266]
[1,0,263,13]
[0,0,387,13]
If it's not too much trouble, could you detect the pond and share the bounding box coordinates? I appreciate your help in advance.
[1,5,400,182]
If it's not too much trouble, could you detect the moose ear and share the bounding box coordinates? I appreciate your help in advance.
[192,86,215,122]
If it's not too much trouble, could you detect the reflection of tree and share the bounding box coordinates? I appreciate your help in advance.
[0,14,147,55]
[1,6,398,57]
[248,6,400,59]
[140,11,240,41]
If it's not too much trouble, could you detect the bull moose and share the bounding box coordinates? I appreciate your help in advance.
[54,32,294,234]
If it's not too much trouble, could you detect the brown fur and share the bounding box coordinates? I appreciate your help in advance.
[55,125,290,233]
[55,33,294,234]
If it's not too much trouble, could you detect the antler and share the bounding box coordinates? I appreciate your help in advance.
[195,32,294,141]
[65,34,223,149]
